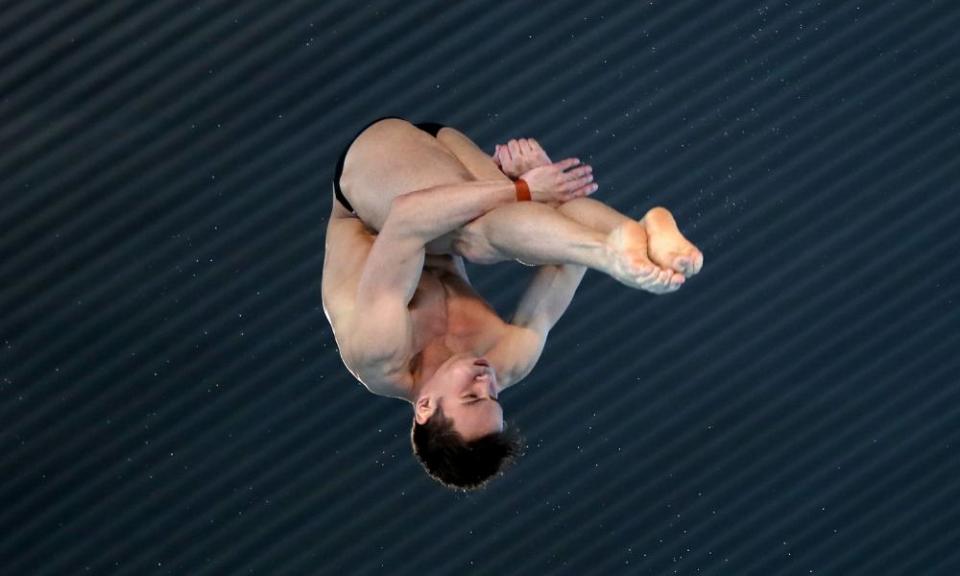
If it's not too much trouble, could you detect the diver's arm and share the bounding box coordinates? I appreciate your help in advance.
[390,158,591,245]
[389,181,519,244]
[488,263,587,389]
[510,263,587,335]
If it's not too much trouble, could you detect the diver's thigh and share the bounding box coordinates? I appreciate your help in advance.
[436,127,510,182]
[343,119,474,229]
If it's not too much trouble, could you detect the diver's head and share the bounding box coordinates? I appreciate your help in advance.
[415,353,503,439]
[411,353,522,489]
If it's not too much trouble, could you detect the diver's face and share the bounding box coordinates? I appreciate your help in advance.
[419,353,503,441]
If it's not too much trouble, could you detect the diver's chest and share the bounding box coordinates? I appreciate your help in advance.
[409,274,499,339]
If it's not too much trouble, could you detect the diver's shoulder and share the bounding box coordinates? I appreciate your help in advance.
[353,364,414,402]
[338,342,414,401]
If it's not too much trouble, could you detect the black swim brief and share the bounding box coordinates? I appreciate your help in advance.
[332,116,447,214]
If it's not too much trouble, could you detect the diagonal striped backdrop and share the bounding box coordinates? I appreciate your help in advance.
[2,0,959,574]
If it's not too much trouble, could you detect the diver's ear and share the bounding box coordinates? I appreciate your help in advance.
[414,396,435,425]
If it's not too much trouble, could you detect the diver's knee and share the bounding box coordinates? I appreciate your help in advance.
[452,221,502,264]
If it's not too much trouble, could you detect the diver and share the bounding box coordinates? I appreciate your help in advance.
[321,117,703,489]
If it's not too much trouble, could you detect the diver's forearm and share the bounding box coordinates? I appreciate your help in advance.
[511,263,587,333]
[385,180,519,244]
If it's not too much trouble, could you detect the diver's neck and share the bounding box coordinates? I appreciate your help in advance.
[409,342,456,401]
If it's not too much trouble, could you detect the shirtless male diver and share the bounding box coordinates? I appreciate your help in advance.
[321,116,704,489]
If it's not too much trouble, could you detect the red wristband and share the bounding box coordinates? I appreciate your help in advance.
[515,178,531,202]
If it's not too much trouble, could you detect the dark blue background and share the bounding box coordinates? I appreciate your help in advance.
[2,1,959,574]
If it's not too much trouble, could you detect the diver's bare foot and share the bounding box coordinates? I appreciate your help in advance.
[642,206,704,277]
[605,221,686,294]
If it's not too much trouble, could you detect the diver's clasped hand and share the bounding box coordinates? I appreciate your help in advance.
[493,138,553,177]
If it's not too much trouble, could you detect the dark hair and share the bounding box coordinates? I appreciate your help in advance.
[411,406,523,490]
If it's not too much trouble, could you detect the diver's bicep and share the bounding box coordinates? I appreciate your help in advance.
[489,325,546,390]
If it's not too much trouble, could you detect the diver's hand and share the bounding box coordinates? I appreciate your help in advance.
[493,138,552,178]
[518,158,598,205]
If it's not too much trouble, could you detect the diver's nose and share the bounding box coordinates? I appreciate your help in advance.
[486,379,499,400]
[473,375,497,400]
